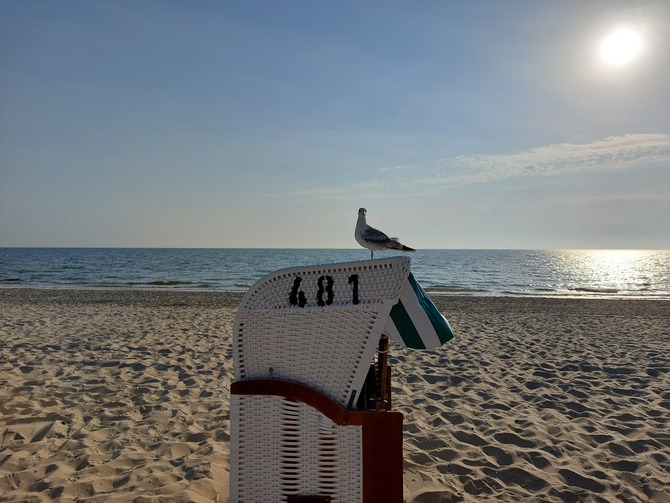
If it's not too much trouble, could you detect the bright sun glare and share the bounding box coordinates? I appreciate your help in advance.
[600,27,643,66]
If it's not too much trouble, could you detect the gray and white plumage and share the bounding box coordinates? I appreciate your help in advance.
[355,207,416,259]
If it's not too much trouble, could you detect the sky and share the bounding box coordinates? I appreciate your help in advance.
[1,0,669,249]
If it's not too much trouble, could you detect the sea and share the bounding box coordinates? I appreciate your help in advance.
[1,248,669,300]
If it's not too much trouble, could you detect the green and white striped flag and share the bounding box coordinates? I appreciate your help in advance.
[384,273,454,349]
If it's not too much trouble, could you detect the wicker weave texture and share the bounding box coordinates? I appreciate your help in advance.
[231,395,362,503]
[231,257,411,501]
[235,304,389,407]
[237,257,411,312]
[233,257,411,406]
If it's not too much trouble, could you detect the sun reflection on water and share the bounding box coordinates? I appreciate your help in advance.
[555,250,660,296]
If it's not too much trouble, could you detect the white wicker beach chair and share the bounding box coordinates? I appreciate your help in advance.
[230,256,453,502]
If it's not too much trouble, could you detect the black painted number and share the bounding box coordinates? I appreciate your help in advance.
[348,274,360,305]
[289,277,307,307]
[288,274,361,307]
[317,275,334,306]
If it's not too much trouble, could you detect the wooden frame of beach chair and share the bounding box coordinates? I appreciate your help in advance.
[231,378,402,502]
[230,258,411,503]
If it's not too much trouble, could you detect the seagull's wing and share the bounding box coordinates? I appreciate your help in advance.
[360,225,391,244]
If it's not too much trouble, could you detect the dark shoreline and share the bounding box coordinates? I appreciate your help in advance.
[1,287,669,319]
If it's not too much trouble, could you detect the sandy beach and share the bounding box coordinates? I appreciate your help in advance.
[1,288,668,502]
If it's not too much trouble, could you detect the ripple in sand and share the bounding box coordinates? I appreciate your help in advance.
[493,432,535,449]
[484,466,549,492]
[559,468,606,493]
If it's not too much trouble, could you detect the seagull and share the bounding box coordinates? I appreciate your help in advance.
[355,207,416,259]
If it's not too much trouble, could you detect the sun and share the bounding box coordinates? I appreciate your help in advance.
[600,27,643,66]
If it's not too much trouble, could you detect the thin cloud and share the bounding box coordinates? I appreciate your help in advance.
[565,193,670,209]
[379,164,412,172]
[280,134,670,199]
[357,133,670,190]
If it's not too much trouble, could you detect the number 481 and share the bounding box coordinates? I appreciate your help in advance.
[289,274,359,307]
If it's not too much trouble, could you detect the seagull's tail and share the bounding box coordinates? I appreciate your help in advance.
[390,238,415,252]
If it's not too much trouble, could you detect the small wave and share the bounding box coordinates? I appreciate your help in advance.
[93,283,125,288]
[148,280,193,287]
[424,285,479,294]
[569,287,620,294]
[2,278,22,284]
